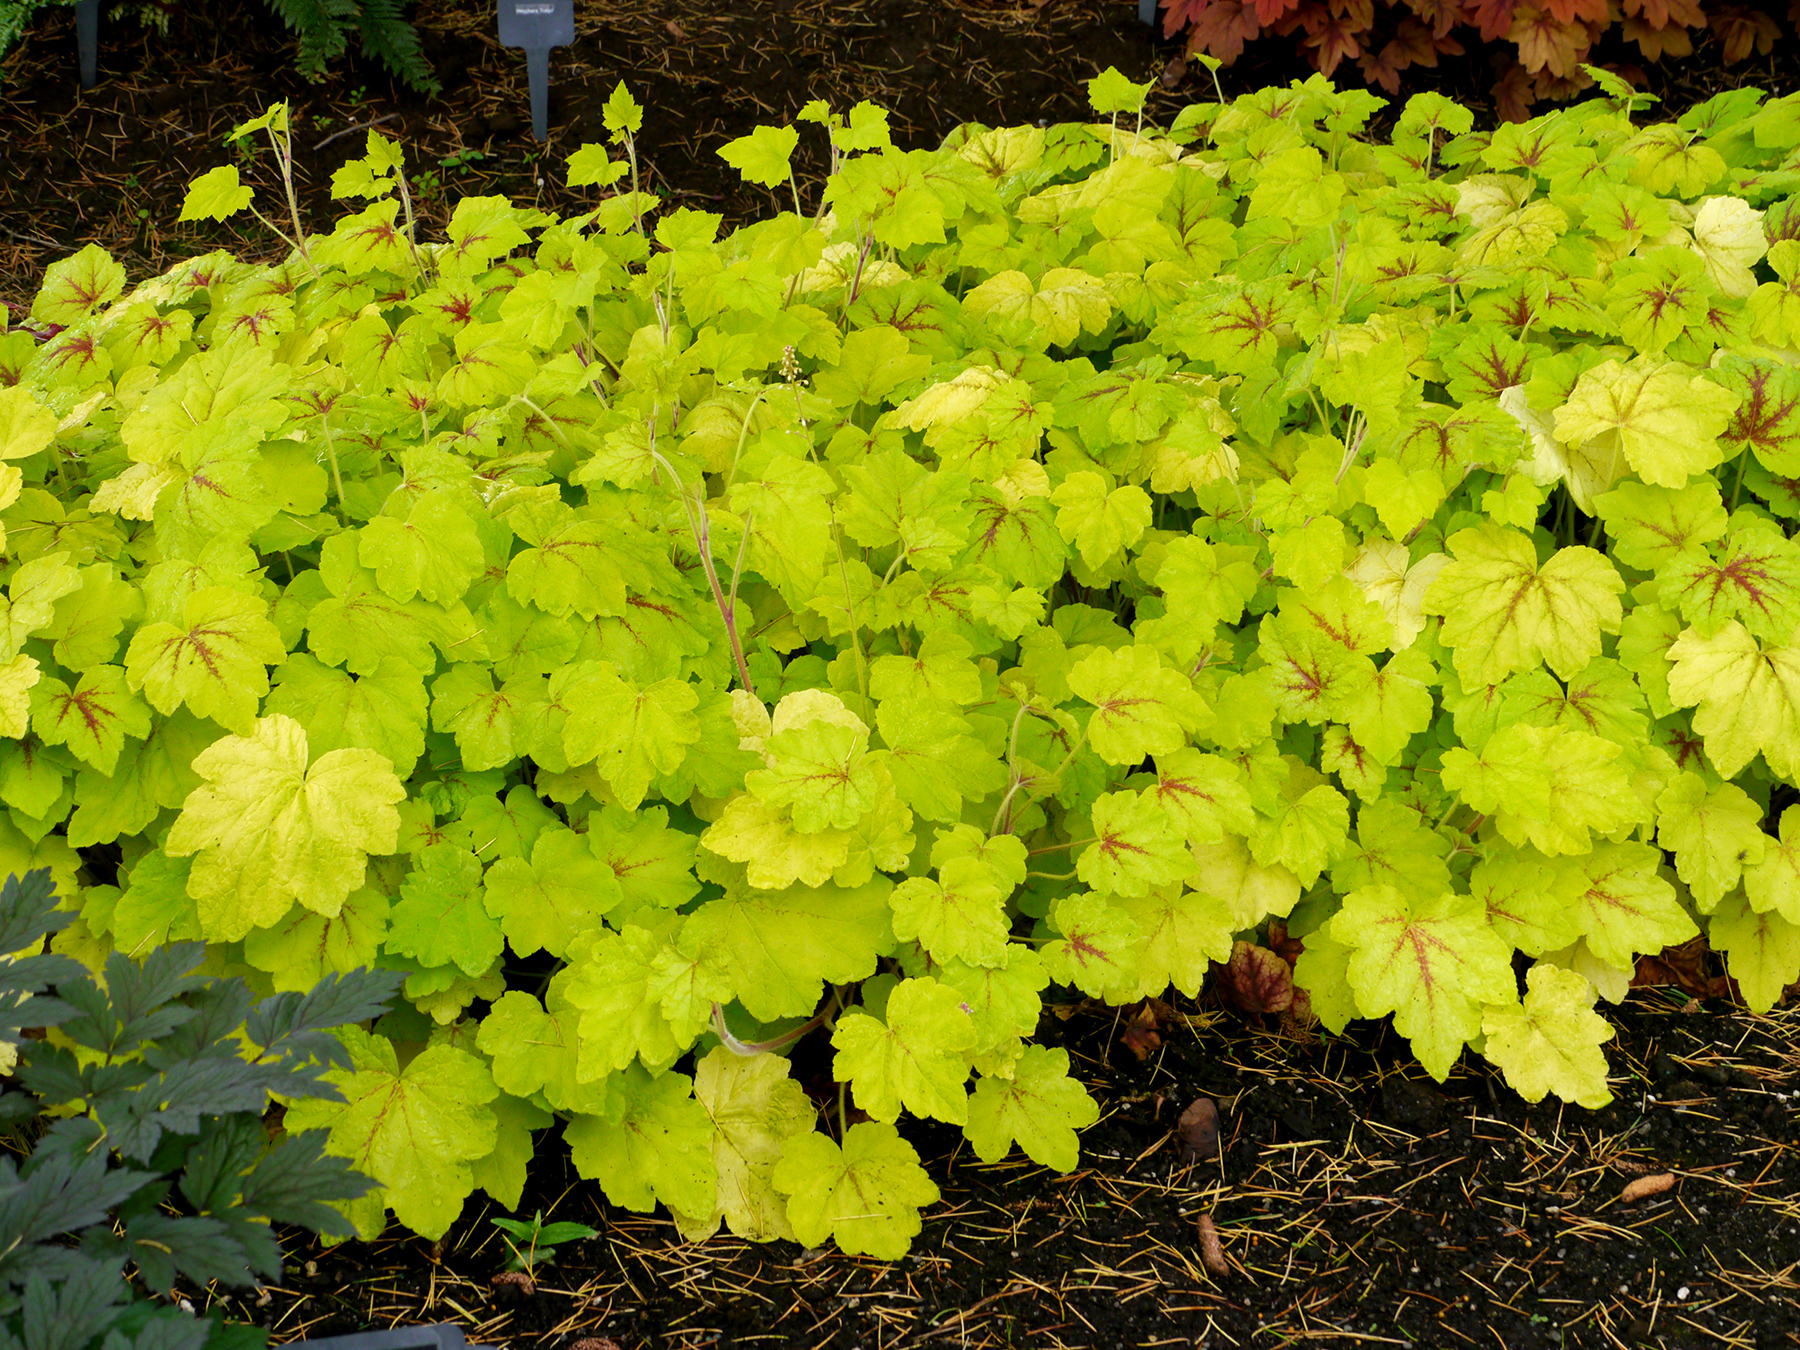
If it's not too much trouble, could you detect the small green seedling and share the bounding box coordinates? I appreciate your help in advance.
[440,147,487,174]
[491,1211,600,1271]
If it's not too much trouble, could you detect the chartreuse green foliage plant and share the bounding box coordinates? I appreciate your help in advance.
[0,867,403,1350]
[3,70,1800,1257]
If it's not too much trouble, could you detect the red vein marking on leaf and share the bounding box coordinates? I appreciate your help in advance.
[1641,280,1684,327]
[339,591,409,626]
[969,495,1017,555]
[55,687,125,742]
[179,469,235,504]
[989,389,1041,431]
[1673,550,1783,622]
[1499,128,1556,169]
[540,530,613,561]
[1071,375,1137,412]
[1274,651,1334,708]
[1334,732,1372,776]
[454,349,499,378]
[1299,604,1362,649]
[1418,195,1459,225]
[289,389,343,418]
[433,290,477,327]
[604,848,663,884]
[1064,927,1116,970]
[1095,822,1154,867]
[1093,693,1162,729]
[225,306,278,344]
[47,333,101,371]
[133,313,177,347]
[1402,921,1451,1000]
[869,295,947,338]
[1213,295,1283,357]
[173,627,232,682]
[1559,685,1607,735]
[1724,366,1800,454]
[1637,513,1699,554]
[1154,774,1223,811]
[1490,290,1537,333]
[1696,301,1729,338]
[348,1081,407,1163]
[1463,343,1530,398]
[1574,867,1655,925]
[447,230,495,267]
[915,578,976,622]
[371,331,407,367]
[478,690,515,733]
[1533,277,1591,322]
[1483,891,1530,930]
[349,219,403,255]
[1376,253,1426,283]
[57,272,107,309]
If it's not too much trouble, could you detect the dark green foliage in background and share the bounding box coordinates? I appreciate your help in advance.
[0,0,439,94]
[0,868,405,1350]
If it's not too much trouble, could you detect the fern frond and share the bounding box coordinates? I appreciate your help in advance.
[262,0,359,82]
[0,0,77,65]
[354,0,439,95]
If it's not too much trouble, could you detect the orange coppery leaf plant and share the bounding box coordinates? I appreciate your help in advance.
[1159,0,1798,118]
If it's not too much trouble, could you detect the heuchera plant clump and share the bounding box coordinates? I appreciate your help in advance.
[0,69,1798,1258]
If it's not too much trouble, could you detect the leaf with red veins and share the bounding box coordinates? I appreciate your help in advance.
[1658,522,1800,645]
[1217,941,1295,1014]
[1078,790,1193,899]
[1041,894,1143,998]
[1716,358,1800,476]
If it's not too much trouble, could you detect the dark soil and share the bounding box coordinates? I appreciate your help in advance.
[5,2,1800,1346]
[206,989,1800,1350]
[2,0,1800,315]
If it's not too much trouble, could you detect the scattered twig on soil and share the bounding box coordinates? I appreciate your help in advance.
[313,113,403,150]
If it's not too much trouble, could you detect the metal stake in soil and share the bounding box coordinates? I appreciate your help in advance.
[497,0,574,142]
[75,0,98,87]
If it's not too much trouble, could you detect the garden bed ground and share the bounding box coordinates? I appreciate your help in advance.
[216,989,1800,1350]
[4,0,1800,1346]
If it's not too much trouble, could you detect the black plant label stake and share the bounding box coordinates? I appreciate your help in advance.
[76,0,99,87]
[497,0,575,142]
